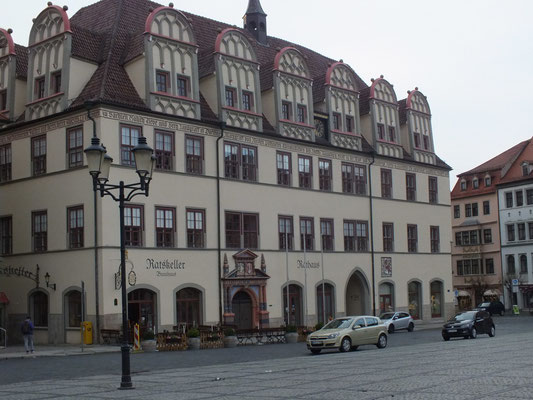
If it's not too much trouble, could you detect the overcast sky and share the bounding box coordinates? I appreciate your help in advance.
[3,0,533,186]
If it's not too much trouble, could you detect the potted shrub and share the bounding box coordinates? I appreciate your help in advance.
[187,327,201,350]
[223,328,237,348]
[141,329,157,352]
[285,325,298,344]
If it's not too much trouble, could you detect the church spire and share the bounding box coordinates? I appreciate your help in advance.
[243,0,267,45]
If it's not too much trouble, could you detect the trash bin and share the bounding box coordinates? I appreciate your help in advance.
[81,321,93,345]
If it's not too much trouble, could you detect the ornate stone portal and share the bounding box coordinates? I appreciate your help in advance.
[222,250,270,328]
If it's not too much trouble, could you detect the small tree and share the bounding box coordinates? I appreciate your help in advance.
[465,275,490,305]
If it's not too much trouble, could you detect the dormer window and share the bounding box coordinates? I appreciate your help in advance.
[0,90,6,111]
[297,105,307,123]
[346,116,354,133]
[377,123,385,140]
[35,77,45,99]
[225,87,236,107]
[388,126,396,142]
[177,75,189,97]
[156,71,169,93]
[333,113,341,130]
[522,163,529,177]
[414,132,420,148]
[281,101,291,120]
[472,178,479,189]
[485,176,491,186]
[51,71,61,94]
[423,136,429,150]
[460,180,467,191]
[242,91,254,111]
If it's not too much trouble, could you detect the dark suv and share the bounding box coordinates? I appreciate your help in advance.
[442,310,495,341]
[476,301,505,316]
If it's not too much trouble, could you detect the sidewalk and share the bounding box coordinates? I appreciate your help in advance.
[0,343,120,360]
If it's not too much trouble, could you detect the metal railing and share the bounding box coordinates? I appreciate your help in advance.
[0,327,6,348]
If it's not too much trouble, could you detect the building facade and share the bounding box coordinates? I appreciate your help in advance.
[0,0,453,345]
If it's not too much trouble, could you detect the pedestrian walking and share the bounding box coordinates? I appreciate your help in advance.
[21,316,34,353]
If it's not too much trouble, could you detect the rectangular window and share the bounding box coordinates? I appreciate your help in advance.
[297,104,307,123]
[276,152,291,186]
[156,70,170,92]
[388,126,396,142]
[483,200,490,215]
[185,135,203,175]
[155,130,173,171]
[341,163,354,194]
[465,204,472,218]
[430,226,440,253]
[0,144,12,182]
[356,221,368,252]
[156,207,175,248]
[518,223,526,240]
[472,203,478,217]
[120,125,140,166]
[332,113,341,130]
[223,142,257,182]
[298,155,312,189]
[383,222,394,252]
[505,192,513,208]
[507,224,515,241]
[0,216,12,255]
[32,135,46,176]
[225,87,236,107]
[124,205,143,247]
[300,217,314,251]
[67,206,84,249]
[414,132,420,148]
[51,71,61,94]
[428,176,438,204]
[406,173,416,201]
[242,91,253,111]
[225,212,259,249]
[241,145,257,182]
[224,142,240,179]
[281,101,291,120]
[454,205,460,218]
[176,75,189,97]
[0,90,6,110]
[473,179,479,189]
[35,77,45,99]
[377,123,385,140]
[278,216,293,250]
[66,127,83,169]
[455,232,462,246]
[346,116,354,133]
[527,189,533,205]
[516,190,524,207]
[343,220,355,252]
[320,219,334,251]
[32,211,47,252]
[529,223,533,240]
[470,230,479,245]
[381,169,392,199]
[407,224,418,253]
[485,258,494,274]
[318,159,332,191]
[186,209,205,248]
[457,259,481,276]
[423,135,429,150]
[483,228,492,243]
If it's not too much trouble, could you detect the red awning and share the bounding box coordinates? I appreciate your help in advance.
[0,292,9,304]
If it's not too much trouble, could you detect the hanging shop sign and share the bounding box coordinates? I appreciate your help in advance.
[114,261,136,290]
[146,258,185,277]
[0,264,40,286]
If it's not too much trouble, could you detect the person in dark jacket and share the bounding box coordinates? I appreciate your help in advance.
[21,316,34,353]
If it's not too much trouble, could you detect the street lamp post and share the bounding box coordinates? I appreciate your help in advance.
[84,128,155,390]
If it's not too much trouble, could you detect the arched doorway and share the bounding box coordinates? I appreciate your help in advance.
[408,281,422,320]
[128,289,156,334]
[379,282,394,313]
[345,271,370,316]
[430,281,443,318]
[176,288,202,328]
[283,284,303,326]
[316,283,335,324]
[232,291,253,329]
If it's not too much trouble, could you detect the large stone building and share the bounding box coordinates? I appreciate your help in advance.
[0,0,453,344]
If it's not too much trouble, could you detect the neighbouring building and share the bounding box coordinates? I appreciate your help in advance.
[0,0,453,345]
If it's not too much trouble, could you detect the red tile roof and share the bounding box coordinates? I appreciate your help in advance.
[459,140,529,176]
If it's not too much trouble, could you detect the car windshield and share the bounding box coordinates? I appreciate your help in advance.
[379,312,396,320]
[323,318,353,329]
[450,311,476,322]
[478,302,490,307]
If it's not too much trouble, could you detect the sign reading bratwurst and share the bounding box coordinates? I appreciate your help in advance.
[146,259,185,277]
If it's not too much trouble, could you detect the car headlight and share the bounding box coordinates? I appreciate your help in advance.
[327,332,340,339]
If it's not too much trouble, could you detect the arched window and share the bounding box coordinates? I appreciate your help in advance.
[520,254,528,274]
[507,255,515,274]
[316,283,335,324]
[30,290,48,327]
[65,290,81,327]
[379,282,394,313]
[430,281,443,318]
[176,287,202,328]
[283,284,302,326]
[407,281,422,320]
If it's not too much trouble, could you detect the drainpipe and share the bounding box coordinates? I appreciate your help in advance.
[216,122,226,325]
[368,151,376,316]
[496,190,506,308]
[86,104,101,343]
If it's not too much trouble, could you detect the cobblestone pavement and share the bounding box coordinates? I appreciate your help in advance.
[1,325,531,399]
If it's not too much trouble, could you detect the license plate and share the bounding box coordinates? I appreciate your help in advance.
[447,329,457,333]
[311,340,322,346]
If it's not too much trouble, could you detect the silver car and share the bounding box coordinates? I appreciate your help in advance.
[379,311,414,333]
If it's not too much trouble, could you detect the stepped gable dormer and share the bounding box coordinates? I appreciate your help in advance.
[273,47,314,141]
[0,28,16,121]
[404,88,435,165]
[215,28,263,132]
[243,0,267,45]
[324,61,361,150]
[144,5,201,119]
[368,76,402,158]
[26,3,72,121]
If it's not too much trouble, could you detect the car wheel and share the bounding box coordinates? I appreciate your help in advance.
[310,349,321,354]
[388,324,395,334]
[407,322,414,332]
[470,327,477,339]
[442,335,450,341]
[499,310,504,316]
[376,334,387,349]
[488,325,495,337]
[339,337,351,352]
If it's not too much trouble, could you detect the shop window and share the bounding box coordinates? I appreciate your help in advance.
[176,288,202,327]
[276,152,291,186]
[0,144,11,182]
[317,283,335,324]
[67,206,84,249]
[124,205,143,247]
[32,211,47,252]
[430,281,443,318]
[407,281,421,320]
[278,216,293,250]
[32,135,46,176]
[66,290,81,327]
[120,125,141,167]
[155,207,175,248]
[185,135,203,175]
[320,219,334,251]
[30,291,48,327]
[186,209,205,248]
[155,130,174,171]
[283,284,302,326]
[67,127,83,169]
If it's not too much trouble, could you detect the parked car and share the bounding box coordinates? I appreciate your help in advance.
[475,301,505,316]
[306,315,388,354]
[442,310,495,341]
[379,311,414,333]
